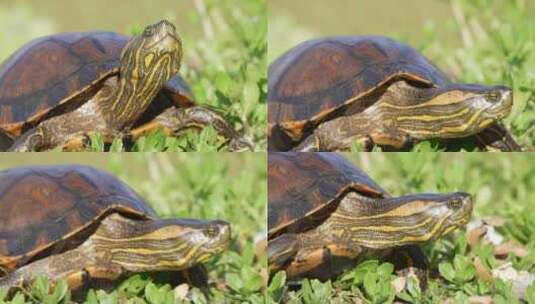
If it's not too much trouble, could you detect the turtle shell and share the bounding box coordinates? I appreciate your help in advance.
[0,32,193,137]
[268,152,389,238]
[0,165,156,271]
[268,36,451,146]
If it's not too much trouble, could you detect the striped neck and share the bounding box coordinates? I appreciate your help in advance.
[312,191,472,249]
[97,75,165,129]
[88,213,230,272]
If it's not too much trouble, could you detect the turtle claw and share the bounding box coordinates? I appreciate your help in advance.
[228,136,254,152]
[9,130,44,152]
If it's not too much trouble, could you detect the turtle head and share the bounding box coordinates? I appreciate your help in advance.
[341,192,473,249]
[439,84,513,125]
[392,192,473,243]
[144,218,231,271]
[120,20,182,88]
[92,215,230,272]
[413,192,474,238]
[187,219,232,264]
[387,83,513,140]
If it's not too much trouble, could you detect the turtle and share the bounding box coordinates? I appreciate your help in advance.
[268,36,520,152]
[0,165,230,291]
[0,20,252,152]
[268,153,473,280]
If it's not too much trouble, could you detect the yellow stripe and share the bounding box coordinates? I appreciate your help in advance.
[115,244,203,269]
[92,226,191,242]
[396,107,470,122]
[348,216,434,232]
[398,108,485,135]
[358,213,449,245]
[95,242,189,256]
[332,201,434,221]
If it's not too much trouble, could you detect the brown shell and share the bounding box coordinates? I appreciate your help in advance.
[268,152,388,238]
[268,36,451,143]
[0,32,127,135]
[0,165,156,270]
[0,32,194,136]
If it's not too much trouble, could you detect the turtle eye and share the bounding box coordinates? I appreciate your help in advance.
[143,27,155,37]
[448,199,462,210]
[203,226,219,238]
[486,92,500,102]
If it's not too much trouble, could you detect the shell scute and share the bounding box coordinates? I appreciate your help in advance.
[268,153,388,237]
[0,165,155,270]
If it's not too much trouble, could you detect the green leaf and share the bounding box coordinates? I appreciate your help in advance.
[109,137,124,152]
[377,262,394,277]
[10,293,27,304]
[88,133,105,152]
[453,255,475,283]
[225,273,243,293]
[145,282,173,304]
[352,260,379,285]
[406,276,422,300]
[267,271,286,302]
[241,267,263,293]
[118,274,148,297]
[439,262,456,282]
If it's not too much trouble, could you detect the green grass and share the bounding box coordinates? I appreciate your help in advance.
[0,153,267,303]
[0,0,266,152]
[269,0,535,151]
[268,153,535,303]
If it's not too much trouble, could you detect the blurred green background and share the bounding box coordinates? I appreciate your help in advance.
[269,0,535,150]
[0,153,267,302]
[346,153,534,221]
[0,0,267,151]
[0,0,201,68]
[269,0,535,61]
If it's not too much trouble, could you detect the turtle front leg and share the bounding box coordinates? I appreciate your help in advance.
[293,115,412,151]
[269,233,363,281]
[129,106,253,151]
[268,234,299,274]
[383,245,428,290]
[9,125,110,152]
[284,243,362,281]
[0,245,123,292]
[474,123,522,151]
[8,126,49,152]
[9,104,116,151]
